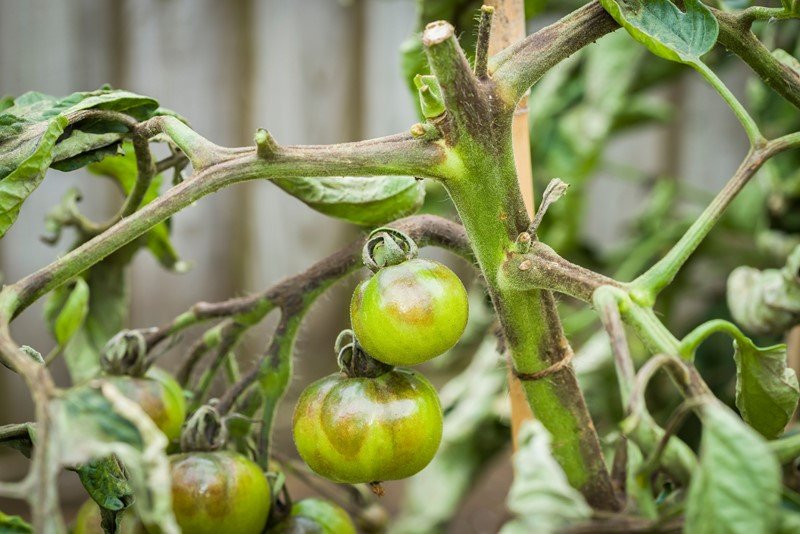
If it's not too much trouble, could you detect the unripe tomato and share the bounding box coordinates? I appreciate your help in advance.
[166,451,270,534]
[266,498,356,534]
[293,369,443,483]
[350,258,468,366]
[72,500,145,534]
[107,367,186,441]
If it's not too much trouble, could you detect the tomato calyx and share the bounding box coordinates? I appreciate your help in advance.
[179,403,228,452]
[361,227,418,273]
[100,330,148,377]
[335,329,393,379]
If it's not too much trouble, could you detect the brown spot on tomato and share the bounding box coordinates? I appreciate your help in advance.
[381,277,434,325]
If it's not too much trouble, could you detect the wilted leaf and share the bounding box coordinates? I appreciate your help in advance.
[53,278,90,347]
[0,88,158,237]
[500,421,592,534]
[76,456,133,512]
[599,0,718,65]
[0,115,67,237]
[734,338,799,439]
[685,402,782,534]
[0,512,32,533]
[272,175,425,226]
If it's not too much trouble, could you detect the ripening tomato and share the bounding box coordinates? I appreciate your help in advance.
[350,258,468,366]
[266,498,356,534]
[166,451,271,534]
[72,500,145,534]
[293,368,443,483]
[107,367,186,441]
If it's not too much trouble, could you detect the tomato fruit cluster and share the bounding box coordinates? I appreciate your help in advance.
[293,229,466,485]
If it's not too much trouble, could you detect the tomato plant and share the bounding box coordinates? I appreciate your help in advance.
[3,0,800,533]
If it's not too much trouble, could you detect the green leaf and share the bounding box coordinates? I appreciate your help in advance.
[0,87,158,237]
[599,0,719,65]
[76,456,133,511]
[272,175,425,226]
[734,338,799,439]
[500,421,592,534]
[0,423,36,458]
[685,402,782,534]
[53,277,90,347]
[0,512,32,534]
[89,143,184,271]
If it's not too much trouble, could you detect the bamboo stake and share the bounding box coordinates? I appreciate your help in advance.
[789,326,800,422]
[486,0,535,449]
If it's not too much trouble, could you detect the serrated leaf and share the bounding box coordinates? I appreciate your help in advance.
[53,277,90,347]
[272,175,424,226]
[500,421,592,534]
[599,0,719,65]
[0,512,32,533]
[0,87,158,237]
[685,402,782,534]
[0,423,36,458]
[734,338,799,439]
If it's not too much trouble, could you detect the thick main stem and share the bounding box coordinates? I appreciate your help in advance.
[443,138,616,510]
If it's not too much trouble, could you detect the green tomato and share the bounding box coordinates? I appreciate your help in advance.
[350,258,468,366]
[107,367,186,441]
[293,369,443,483]
[166,451,271,534]
[266,498,356,534]
[72,500,145,534]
